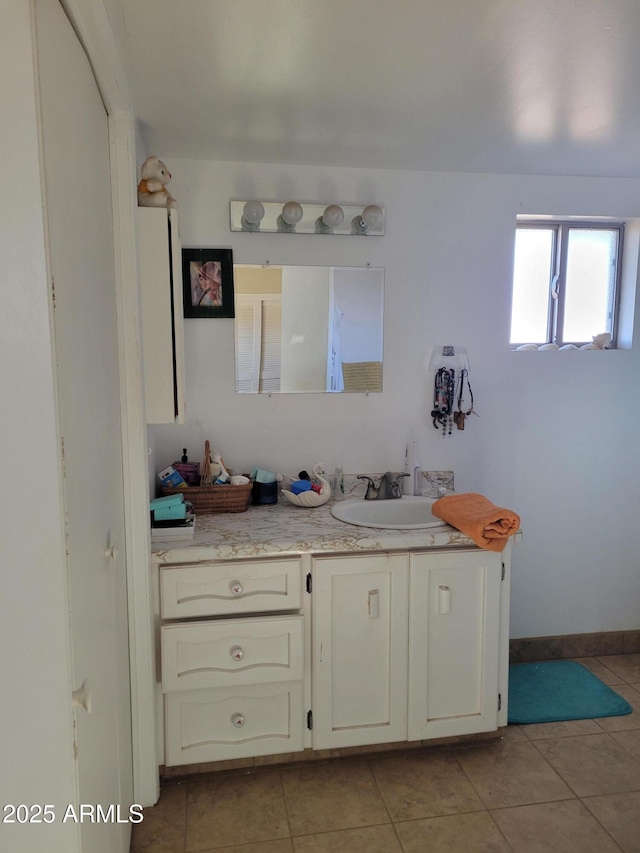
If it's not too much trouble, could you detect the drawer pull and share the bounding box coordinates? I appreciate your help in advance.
[231,713,245,728]
[368,589,380,619]
[229,580,244,596]
[438,584,451,614]
[230,645,245,661]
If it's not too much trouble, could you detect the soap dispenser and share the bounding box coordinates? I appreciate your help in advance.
[403,441,422,496]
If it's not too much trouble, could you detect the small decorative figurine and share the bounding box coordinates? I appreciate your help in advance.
[137,156,177,209]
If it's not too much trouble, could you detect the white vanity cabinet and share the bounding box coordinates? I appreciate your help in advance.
[311,548,507,751]
[155,542,510,768]
[159,557,305,766]
[137,207,186,424]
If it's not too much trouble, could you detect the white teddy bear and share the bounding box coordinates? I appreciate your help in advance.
[137,156,177,209]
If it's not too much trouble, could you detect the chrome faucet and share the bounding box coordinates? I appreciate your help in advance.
[357,471,409,500]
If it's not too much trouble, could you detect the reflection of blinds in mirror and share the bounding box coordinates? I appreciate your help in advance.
[235,295,281,393]
[259,300,281,392]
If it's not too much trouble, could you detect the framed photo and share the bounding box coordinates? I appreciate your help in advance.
[182,248,235,318]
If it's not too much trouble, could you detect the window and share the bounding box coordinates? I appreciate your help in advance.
[510,221,623,348]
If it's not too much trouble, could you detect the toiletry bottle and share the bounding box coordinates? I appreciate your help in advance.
[333,467,345,500]
[403,441,422,496]
[212,453,230,484]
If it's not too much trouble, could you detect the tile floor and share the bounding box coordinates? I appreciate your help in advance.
[130,654,640,852]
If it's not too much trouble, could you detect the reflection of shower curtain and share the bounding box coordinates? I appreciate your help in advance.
[330,303,344,391]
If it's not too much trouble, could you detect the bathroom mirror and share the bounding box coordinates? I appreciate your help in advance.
[234,265,384,393]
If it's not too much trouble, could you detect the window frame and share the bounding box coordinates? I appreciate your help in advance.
[511,219,624,349]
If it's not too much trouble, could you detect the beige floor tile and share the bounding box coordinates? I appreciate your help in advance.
[521,718,602,740]
[596,654,640,683]
[185,771,290,851]
[292,824,402,852]
[502,725,529,742]
[492,799,621,852]
[370,750,483,821]
[395,811,511,852]
[281,760,389,836]
[130,782,187,853]
[584,790,640,853]
[197,843,294,853]
[595,683,640,732]
[611,728,640,762]
[454,741,573,809]
[534,733,640,796]
[572,657,626,685]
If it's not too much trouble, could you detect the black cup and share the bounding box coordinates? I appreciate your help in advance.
[251,480,278,505]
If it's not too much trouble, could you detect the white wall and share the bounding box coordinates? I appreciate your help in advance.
[148,158,640,639]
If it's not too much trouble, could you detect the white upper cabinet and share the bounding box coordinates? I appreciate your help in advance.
[138,208,186,423]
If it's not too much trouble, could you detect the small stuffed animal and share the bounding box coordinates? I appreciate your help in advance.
[137,156,177,209]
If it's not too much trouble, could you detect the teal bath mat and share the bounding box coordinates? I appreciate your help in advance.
[508,660,633,724]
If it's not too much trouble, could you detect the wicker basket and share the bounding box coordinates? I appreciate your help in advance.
[162,481,252,514]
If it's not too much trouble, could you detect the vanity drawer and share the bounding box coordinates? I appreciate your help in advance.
[160,557,302,619]
[164,681,304,765]
[161,615,304,692]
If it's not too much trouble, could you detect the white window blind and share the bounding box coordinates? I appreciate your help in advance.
[234,295,281,392]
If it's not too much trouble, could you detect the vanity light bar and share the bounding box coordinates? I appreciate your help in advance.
[229,200,385,236]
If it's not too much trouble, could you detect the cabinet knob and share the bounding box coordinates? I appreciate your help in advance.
[230,645,244,661]
[229,580,243,596]
[231,713,245,728]
[104,545,118,561]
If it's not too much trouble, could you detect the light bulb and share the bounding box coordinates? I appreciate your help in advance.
[281,201,303,226]
[243,200,265,224]
[362,204,383,230]
[322,205,344,228]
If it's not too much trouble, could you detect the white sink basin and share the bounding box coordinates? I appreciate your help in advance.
[330,496,447,530]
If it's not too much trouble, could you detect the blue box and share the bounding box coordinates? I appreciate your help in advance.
[158,465,188,489]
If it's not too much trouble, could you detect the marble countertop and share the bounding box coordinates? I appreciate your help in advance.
[151,498,477,564]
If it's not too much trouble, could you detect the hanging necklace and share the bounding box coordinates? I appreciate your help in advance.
[453,369,477,430]
[432,367,455,436]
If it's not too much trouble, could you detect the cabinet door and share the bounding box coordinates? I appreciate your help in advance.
[312,553,408,749]
[408,550,502,740]
[138,207,185,423]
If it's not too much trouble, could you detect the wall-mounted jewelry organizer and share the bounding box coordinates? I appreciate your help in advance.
[428,345,469,372]
[429,346,477,436]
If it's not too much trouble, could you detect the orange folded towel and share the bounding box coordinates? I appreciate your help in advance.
[432,493,520,552]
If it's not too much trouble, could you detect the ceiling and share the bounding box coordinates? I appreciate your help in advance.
[119,0,640,177]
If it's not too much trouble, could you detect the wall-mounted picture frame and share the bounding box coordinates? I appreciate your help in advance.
[182,248,235,318]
